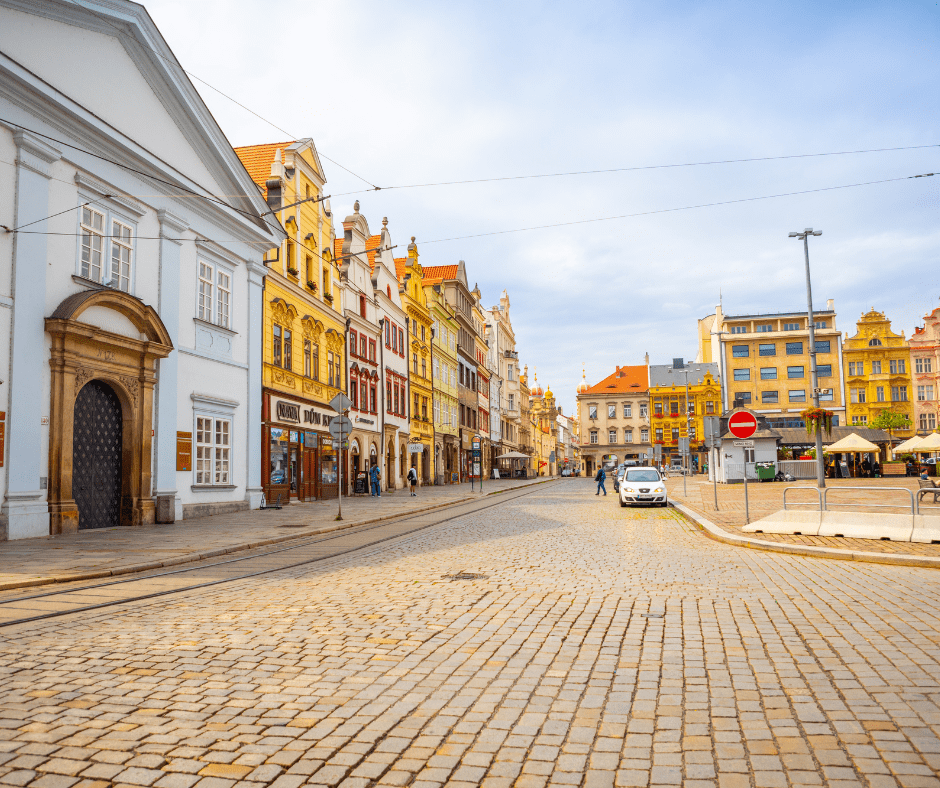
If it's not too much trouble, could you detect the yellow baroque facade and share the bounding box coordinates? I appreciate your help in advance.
[648,362,721,470]
[843,309,914,435]
[234,139,346,504]
[427,284,460,483]
[395,239,434,483]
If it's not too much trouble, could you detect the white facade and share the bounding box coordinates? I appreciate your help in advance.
[0,0,281,539]
[370,219,409,490]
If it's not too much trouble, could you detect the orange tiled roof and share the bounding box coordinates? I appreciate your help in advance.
[421,264,459,286]
[394,257,408,280]
[366,235,381,272]
[581,365,648,395]
[333,239,343,267]
[233,142,293,197]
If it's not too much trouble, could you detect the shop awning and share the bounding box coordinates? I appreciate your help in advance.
[496,451,529,459]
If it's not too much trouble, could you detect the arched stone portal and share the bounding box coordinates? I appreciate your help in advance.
[46,289,173,534]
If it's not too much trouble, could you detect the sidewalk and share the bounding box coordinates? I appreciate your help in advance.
[0,477,555,591]
[667,474,940,563]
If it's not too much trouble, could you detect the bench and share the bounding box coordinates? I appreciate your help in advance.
[919,478,940,503]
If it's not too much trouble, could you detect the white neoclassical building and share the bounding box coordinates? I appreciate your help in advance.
[0,0,282,539]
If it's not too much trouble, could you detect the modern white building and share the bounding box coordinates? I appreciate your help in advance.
[0,0,282,539]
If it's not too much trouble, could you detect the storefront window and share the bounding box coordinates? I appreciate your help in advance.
[270,428,288,485]
[321,439,337,485]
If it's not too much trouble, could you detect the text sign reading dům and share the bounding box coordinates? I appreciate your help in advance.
[727,411,758,440]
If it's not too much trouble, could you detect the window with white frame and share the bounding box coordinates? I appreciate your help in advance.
[625,428,633,443]
[915,357,933,374]
[80,206,135,291]
[640,428,649,443]
[917,385,934,401]
[590,431,598,444]
[609,429,617,443]
[920,413,937,431]
[623,403,632,418]
[197,259,233,328]
[195,415,231,485]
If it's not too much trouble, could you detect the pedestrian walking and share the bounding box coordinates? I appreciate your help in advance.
[595,465,607,496]
[370,464,381,497]
[407,465,418,496]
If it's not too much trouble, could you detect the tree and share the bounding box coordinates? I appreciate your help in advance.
[870,410,912,440]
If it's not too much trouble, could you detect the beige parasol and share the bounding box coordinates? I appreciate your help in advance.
[822,432,880,453]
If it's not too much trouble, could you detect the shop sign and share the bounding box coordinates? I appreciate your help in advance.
[271,396,335,428]
[176,431,192,471]
[408,443,423,454]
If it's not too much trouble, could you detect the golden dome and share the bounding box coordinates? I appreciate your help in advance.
[576,365,589,394]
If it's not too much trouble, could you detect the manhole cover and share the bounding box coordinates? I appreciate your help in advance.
[442,572,489,581]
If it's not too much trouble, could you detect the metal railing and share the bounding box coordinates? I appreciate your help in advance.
[783,485,919,523]
[782,486,822,510]
[778,460,817,479]
[916,487,940,514]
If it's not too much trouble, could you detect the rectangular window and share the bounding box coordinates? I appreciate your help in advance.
[349,330,357,358]
[312,344,319,381]
[733,369,750,381]
[655,428,663,442]
[385,321,391,347]
[421,359,427,379]
[328,352,335,386]
[369,340,376,363]
[756,324,773,333]
[608,404,616,418]
[639,403,648,418]
[273,324,282,368]
[732,345,749,358]
[814,340,831,354]
[590,431,598,444]
[876,385,885,402]
[623,403,632,418]
[759,344,776,356]
[730,326,747,334]
[787,366,804,379]
[850,388,865,403]
[359,294,366,318]
[609,429,617,443]
[216,270,230,328]
[819,390,834,402]
[304,340,311,378]
[110,220,132,292]
[669,400,679,415]
[916,357,933,374]
[80,207,105,283]
[195,416,230,485]
[671,427,680,441]
[918,384,934,401]
[848,361,863,376]
[413,353,419,375]
[783,322,799,331]
[761,390,779,403]
[399,328,404,355]
[789,390,806,402]
[360,335,367,359]
[371,386,377,414]
[394,384,400,415]
[510,395,516,411]
[706,401,714,414]
[625,429,633,443]
[890,359,906,375]
[283,329,292,371]
[892,385,908,402]
[654,401,663,415]
[736,392,752,403]
[640,428,649,442]
[388,381,393,412]
[786,342,803,355]
[814,320,827,329]
[760,367,777,380]
[198,262,213,322]
[817,364,832,378]
[871,360,882,374]
[350,378,358,409]
[920,413,937,431]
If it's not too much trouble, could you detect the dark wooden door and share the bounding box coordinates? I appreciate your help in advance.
[73,380,123,530]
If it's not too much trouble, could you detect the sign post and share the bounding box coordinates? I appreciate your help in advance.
[329,393,352,521]
[472,436,482,492]
[704,416,720,511]
[728,409,758,524]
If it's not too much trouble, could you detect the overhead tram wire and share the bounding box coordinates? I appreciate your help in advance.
[66,0,380,191]
[5,172,934,247]
[417,172,935,245]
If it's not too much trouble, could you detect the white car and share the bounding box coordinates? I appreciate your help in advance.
[619,467,668,508]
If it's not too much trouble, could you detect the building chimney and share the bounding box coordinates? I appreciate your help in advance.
[826,298,834,312]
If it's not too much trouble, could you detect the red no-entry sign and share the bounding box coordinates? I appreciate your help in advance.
[728,410,758,440]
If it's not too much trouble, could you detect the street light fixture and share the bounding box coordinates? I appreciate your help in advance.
[789,228,826,489]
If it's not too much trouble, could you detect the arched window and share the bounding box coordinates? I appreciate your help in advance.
[868,338,882,346]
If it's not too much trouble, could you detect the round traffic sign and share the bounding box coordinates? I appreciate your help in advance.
[727,410,757,440]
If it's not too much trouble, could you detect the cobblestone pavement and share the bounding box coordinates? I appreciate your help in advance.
[666,477,940,556]
[0,478,550,590]
[3,479,940,788]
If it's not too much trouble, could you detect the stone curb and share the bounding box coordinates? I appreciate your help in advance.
[671,500,940,569]
[0,478,556,592]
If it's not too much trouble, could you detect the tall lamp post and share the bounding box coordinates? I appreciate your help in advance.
[789,228,826,489]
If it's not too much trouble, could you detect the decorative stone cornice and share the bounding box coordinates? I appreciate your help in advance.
[14,129,61,178]
[75,172,147,217]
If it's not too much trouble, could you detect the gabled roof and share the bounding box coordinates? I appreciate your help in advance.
[580,365,648,395]
[394,258,409,280]
[233,142,292,197]
[366,235,381,272]
[422,264,459,286]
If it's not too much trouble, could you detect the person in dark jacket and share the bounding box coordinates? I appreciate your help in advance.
[595,466,607,496]
[370,464,381,497]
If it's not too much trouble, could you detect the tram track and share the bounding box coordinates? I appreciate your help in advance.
[0,482,554,629]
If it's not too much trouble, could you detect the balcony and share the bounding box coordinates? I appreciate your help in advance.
[503,350,519,359]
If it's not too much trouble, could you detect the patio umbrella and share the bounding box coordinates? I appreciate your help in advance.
[496,451,529,459]
[894,435,926,454]
[914,432,940,452]
[822,433,880,453]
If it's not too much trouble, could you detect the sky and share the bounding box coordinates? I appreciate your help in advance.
[145,0,940,416]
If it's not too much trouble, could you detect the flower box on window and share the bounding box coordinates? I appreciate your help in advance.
[652,413,664,419]
[306,280,317,291]
[287,266,299,277]
[324,292,334,304]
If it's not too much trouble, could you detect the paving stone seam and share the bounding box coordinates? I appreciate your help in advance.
[671,500,940,569]
[0,480,554,593]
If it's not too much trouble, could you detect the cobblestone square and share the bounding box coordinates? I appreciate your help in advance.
[2,481,940,787]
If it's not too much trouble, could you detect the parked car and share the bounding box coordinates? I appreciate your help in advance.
[619,467,668,508]
[612,463,630,492]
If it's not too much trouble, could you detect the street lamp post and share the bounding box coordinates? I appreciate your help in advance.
[789,228,826,489]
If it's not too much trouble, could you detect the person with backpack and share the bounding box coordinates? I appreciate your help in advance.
[595,465,607,496]
[370,463,381,497]
[407,465,418,496]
